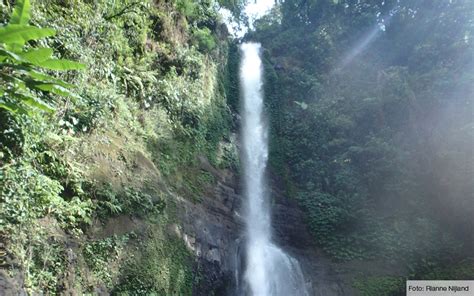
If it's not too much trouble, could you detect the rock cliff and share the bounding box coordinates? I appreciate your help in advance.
[172,155,350,295]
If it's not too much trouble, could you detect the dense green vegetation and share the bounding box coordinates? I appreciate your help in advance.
[1,0,472,294]
[0,0,238,294]
[248,0,474,291]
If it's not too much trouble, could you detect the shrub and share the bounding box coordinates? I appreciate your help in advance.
[192,27,216,52]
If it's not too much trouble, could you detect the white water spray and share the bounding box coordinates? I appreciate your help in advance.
[240,43,308,296]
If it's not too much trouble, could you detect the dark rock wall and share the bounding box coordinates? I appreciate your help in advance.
[271,185,351,296]
[177,158,350,296]
[174,155,243,295]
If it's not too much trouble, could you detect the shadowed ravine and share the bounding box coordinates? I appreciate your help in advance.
[237,43,309,296]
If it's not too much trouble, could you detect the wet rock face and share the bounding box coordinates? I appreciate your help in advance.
[270,180,350,296]
[0,270,26,296]
[176,161,349,296]
[174,158,244,295]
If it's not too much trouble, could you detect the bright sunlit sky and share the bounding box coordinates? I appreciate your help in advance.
[244,0,275,20]
[220,0,276,37]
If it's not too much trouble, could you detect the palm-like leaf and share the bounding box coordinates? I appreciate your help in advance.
[19,48,53,64]
[0,0,84,115]
[38,59,86,70]
[10,0,31,25]
[0,25,56,45]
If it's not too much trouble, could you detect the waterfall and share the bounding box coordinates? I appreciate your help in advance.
[239,42,309,296]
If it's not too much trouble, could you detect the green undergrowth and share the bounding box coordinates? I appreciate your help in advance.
[83,234,131,289]
[353,276,404,296]
[0,0,237,294]
[249,0,474,292]
[253,0,473,270]
[353,260,474,296]
[112,226,193,295]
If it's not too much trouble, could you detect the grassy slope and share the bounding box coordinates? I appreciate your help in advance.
[0,0,237,294]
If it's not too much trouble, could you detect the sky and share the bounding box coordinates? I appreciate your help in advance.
[244,0,275,20]
[220,0,276,37]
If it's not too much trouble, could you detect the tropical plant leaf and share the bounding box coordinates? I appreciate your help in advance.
[0,0,82,116]
[26,70,75,88]
[0,73,27,90]
[19,48,53,64]
[30,82,79,98]
[0,48,25,63]
[37,58,86,70]
[0,99,22,113]
[10,0,31,25]
[19,93,55,112]
[0,25,56,45]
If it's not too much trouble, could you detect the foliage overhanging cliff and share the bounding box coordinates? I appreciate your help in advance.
[0,0,241,294]
[248,0,473,292]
